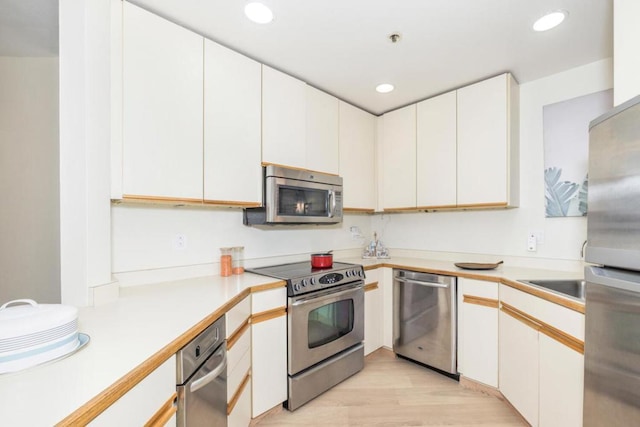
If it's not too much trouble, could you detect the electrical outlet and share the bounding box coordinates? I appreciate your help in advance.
[527,233,537,252]
[174,234,187,250]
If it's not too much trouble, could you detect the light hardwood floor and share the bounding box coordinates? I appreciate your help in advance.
[254,349,526,426]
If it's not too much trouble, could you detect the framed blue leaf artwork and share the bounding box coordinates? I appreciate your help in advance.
[543,89,612,217]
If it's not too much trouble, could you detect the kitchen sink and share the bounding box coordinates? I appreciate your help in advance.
[518,279,586,301]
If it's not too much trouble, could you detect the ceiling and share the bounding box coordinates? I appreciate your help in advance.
[1,1,612,115]
[0,0,58,57]
[129,0,613,115]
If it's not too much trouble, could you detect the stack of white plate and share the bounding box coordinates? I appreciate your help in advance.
[0,299,80,374]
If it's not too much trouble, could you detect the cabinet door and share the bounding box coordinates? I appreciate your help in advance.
[364,269,383,355]
[380,267,394,348]
[458,278,498,387]
[251,287,287,418]
[499,309,539,427]
[457,73,518,207]
[306,86,339,174]
[262,65,306,169]
[417,91,457,208]
[339,101,376,210]
[539,333,583,427]
[381,104,416,209]
[203,39,261,205]
[251,315,287,417]
[122,2,203,201]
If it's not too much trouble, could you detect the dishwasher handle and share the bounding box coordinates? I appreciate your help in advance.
[395,276,450,289]
[190,345,227,393]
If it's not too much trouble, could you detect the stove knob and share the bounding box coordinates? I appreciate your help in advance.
[301,279,308,287]
[358,270,364,277]
[310,277,317,286]
[294,283,301,292]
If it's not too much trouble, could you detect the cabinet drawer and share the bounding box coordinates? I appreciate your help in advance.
[252,287,287,313]
[364,268,379,285]
[460,278,498,299]
[227,326,250,377]
[226,296,250,339]
[228,377,251,427]
[227,345,251,402]
[500,284,584,339]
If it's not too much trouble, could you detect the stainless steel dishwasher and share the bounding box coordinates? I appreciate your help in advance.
[176,315,227,427]
[393,269,457,376]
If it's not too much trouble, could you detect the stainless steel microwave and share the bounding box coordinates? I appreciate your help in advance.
[243,165,343,225]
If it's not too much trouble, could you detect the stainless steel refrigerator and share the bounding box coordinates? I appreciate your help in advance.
[584,94,640,426]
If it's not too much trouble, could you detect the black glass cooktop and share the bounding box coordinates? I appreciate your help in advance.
[247,261,356,280]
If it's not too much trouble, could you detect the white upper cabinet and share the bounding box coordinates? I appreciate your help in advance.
[339,101,376,210]
[122,2,204,201]
[416,91,457,208]
[262,65,307,169]
[203,39,262,206]
[457,73,519,207]
[306,86,339,174]
[381,104,417,210]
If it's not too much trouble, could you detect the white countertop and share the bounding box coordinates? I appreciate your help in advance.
[0,273,281,426]
[0,256,583,426]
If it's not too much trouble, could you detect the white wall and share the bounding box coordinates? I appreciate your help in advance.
[111,206,371,282]
[374,59,613,264]
[0,57,60,303]
[614,0,640,105]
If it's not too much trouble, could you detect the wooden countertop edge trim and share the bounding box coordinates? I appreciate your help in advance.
[361,263,584,313]
[56,280,285,426]
[227,370,251,416]
[501,302,584,354]
[500,278,585,314]
[144,392,177,427]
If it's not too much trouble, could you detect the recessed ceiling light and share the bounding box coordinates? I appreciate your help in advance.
[533,10,567,32]
[244,2,273,24]
[376,83,394,93]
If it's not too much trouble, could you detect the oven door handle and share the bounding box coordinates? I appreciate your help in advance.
[190,346,227,393]
[395,276,450,288]
[291,282,363,306]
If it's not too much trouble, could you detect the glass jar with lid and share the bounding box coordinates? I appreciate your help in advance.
[232,246,244,274]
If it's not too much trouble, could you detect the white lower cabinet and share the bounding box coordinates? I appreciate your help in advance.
[89,357,177,427]
[538,333,584,427]
[499,284,584,427]
[251,287,288,418]
[364,269,383,355]
[499,307,540,426]
[226,296,252,427]
[380,267,394,349]
[457,278,499,387]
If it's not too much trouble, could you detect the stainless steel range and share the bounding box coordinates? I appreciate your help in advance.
[247,261,365,411]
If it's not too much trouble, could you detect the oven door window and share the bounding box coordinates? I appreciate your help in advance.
[279,186,329,217]
[308,299,354,349]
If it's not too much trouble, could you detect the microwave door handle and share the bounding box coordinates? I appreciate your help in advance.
[328,190,336,218]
